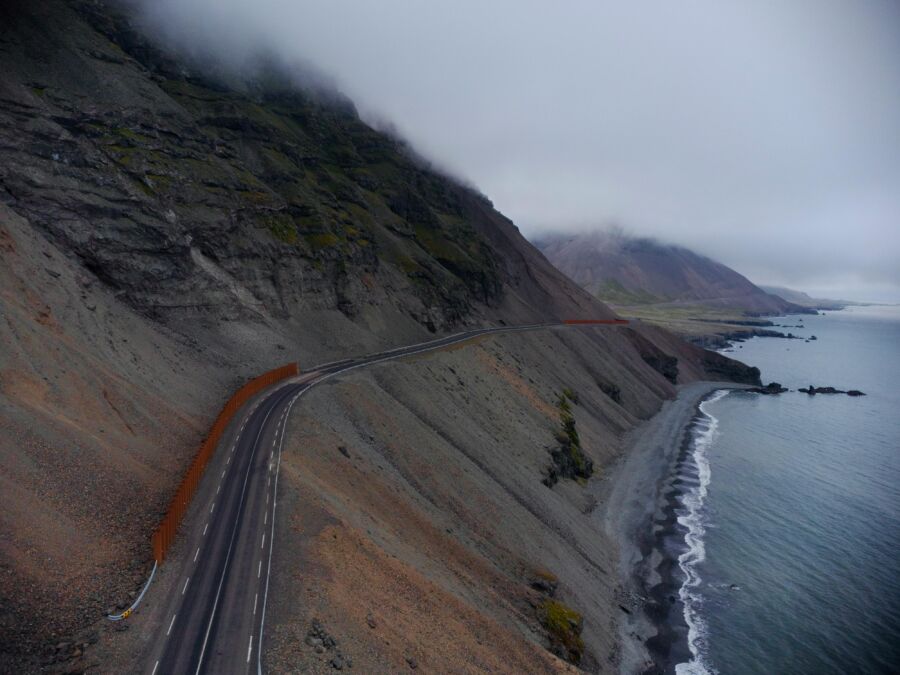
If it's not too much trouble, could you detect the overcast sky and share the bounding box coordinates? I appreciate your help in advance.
[134,0,900,302]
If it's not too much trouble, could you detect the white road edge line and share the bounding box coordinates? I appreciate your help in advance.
[194,399,280,675]
[257,386,304,675]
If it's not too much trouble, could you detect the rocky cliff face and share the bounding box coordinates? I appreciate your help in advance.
[535,230,812,316]
[0,0,606,363]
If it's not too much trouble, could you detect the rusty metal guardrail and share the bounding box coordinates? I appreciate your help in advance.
[150,363,299,564]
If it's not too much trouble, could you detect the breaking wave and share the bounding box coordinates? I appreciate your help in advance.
[674,389,729,675]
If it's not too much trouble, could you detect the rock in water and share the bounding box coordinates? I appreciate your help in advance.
[748,382,788,395]
[798,386,865,396]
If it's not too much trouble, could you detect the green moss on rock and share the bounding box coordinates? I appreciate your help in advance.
[539,599,585,665]
[305,232,341,250]
[543,390,593,487]
[264,214,297,244]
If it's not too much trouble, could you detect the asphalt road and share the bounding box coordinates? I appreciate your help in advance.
[141,321,584,674]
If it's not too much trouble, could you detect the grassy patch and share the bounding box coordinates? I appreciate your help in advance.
[414,224,466,263]
[561,387,579,405]
[305,232,341,250]
[595,278,665,305]
[544,390,593,487]
[392,253,421,275]
[264,214,297,244]
[539,599,584,665]
[114,126,152,144]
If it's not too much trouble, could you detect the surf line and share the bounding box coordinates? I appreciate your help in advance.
[674,388,729,675]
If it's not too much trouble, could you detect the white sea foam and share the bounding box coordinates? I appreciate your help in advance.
[674,389,729,675]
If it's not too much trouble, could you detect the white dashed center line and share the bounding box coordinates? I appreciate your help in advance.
[182,577,190,595]
[203,522,208,536]
[166,614,176,636]
[194,547,200,563]
[258,561,262,578]
[247,636,253,663]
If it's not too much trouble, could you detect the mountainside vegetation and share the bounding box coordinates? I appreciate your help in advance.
[1,0,609,360]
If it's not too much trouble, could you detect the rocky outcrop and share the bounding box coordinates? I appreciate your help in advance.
[699,353,762,386]
[748,382,788,394]
[799,386,866,396]
[622,330,680,384]
[543,391,593,487]
[689,328,805,349]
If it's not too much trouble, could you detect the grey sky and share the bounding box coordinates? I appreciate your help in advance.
[134,0,900,302]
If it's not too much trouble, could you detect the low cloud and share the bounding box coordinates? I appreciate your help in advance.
[128,0,900,301]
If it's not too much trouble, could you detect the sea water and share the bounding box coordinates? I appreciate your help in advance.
[675,305,900,674]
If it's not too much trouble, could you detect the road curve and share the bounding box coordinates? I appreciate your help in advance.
[141,321,614,674]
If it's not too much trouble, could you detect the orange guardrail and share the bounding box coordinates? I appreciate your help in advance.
[563,319,630,325]
[151,362,299,564]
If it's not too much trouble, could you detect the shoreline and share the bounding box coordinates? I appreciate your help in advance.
[601,381,749,674]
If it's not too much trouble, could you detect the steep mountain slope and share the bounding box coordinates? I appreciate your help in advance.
[758,285,848,310]
[0,1,759,672]
[536,230,810,316]
[0,0,608,366]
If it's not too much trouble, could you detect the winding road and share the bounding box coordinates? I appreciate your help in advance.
[141,321,617,674]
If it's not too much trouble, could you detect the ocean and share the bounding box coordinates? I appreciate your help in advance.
[674,305,900,674]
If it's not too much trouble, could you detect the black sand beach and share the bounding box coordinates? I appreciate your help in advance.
[600,382,749,673]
